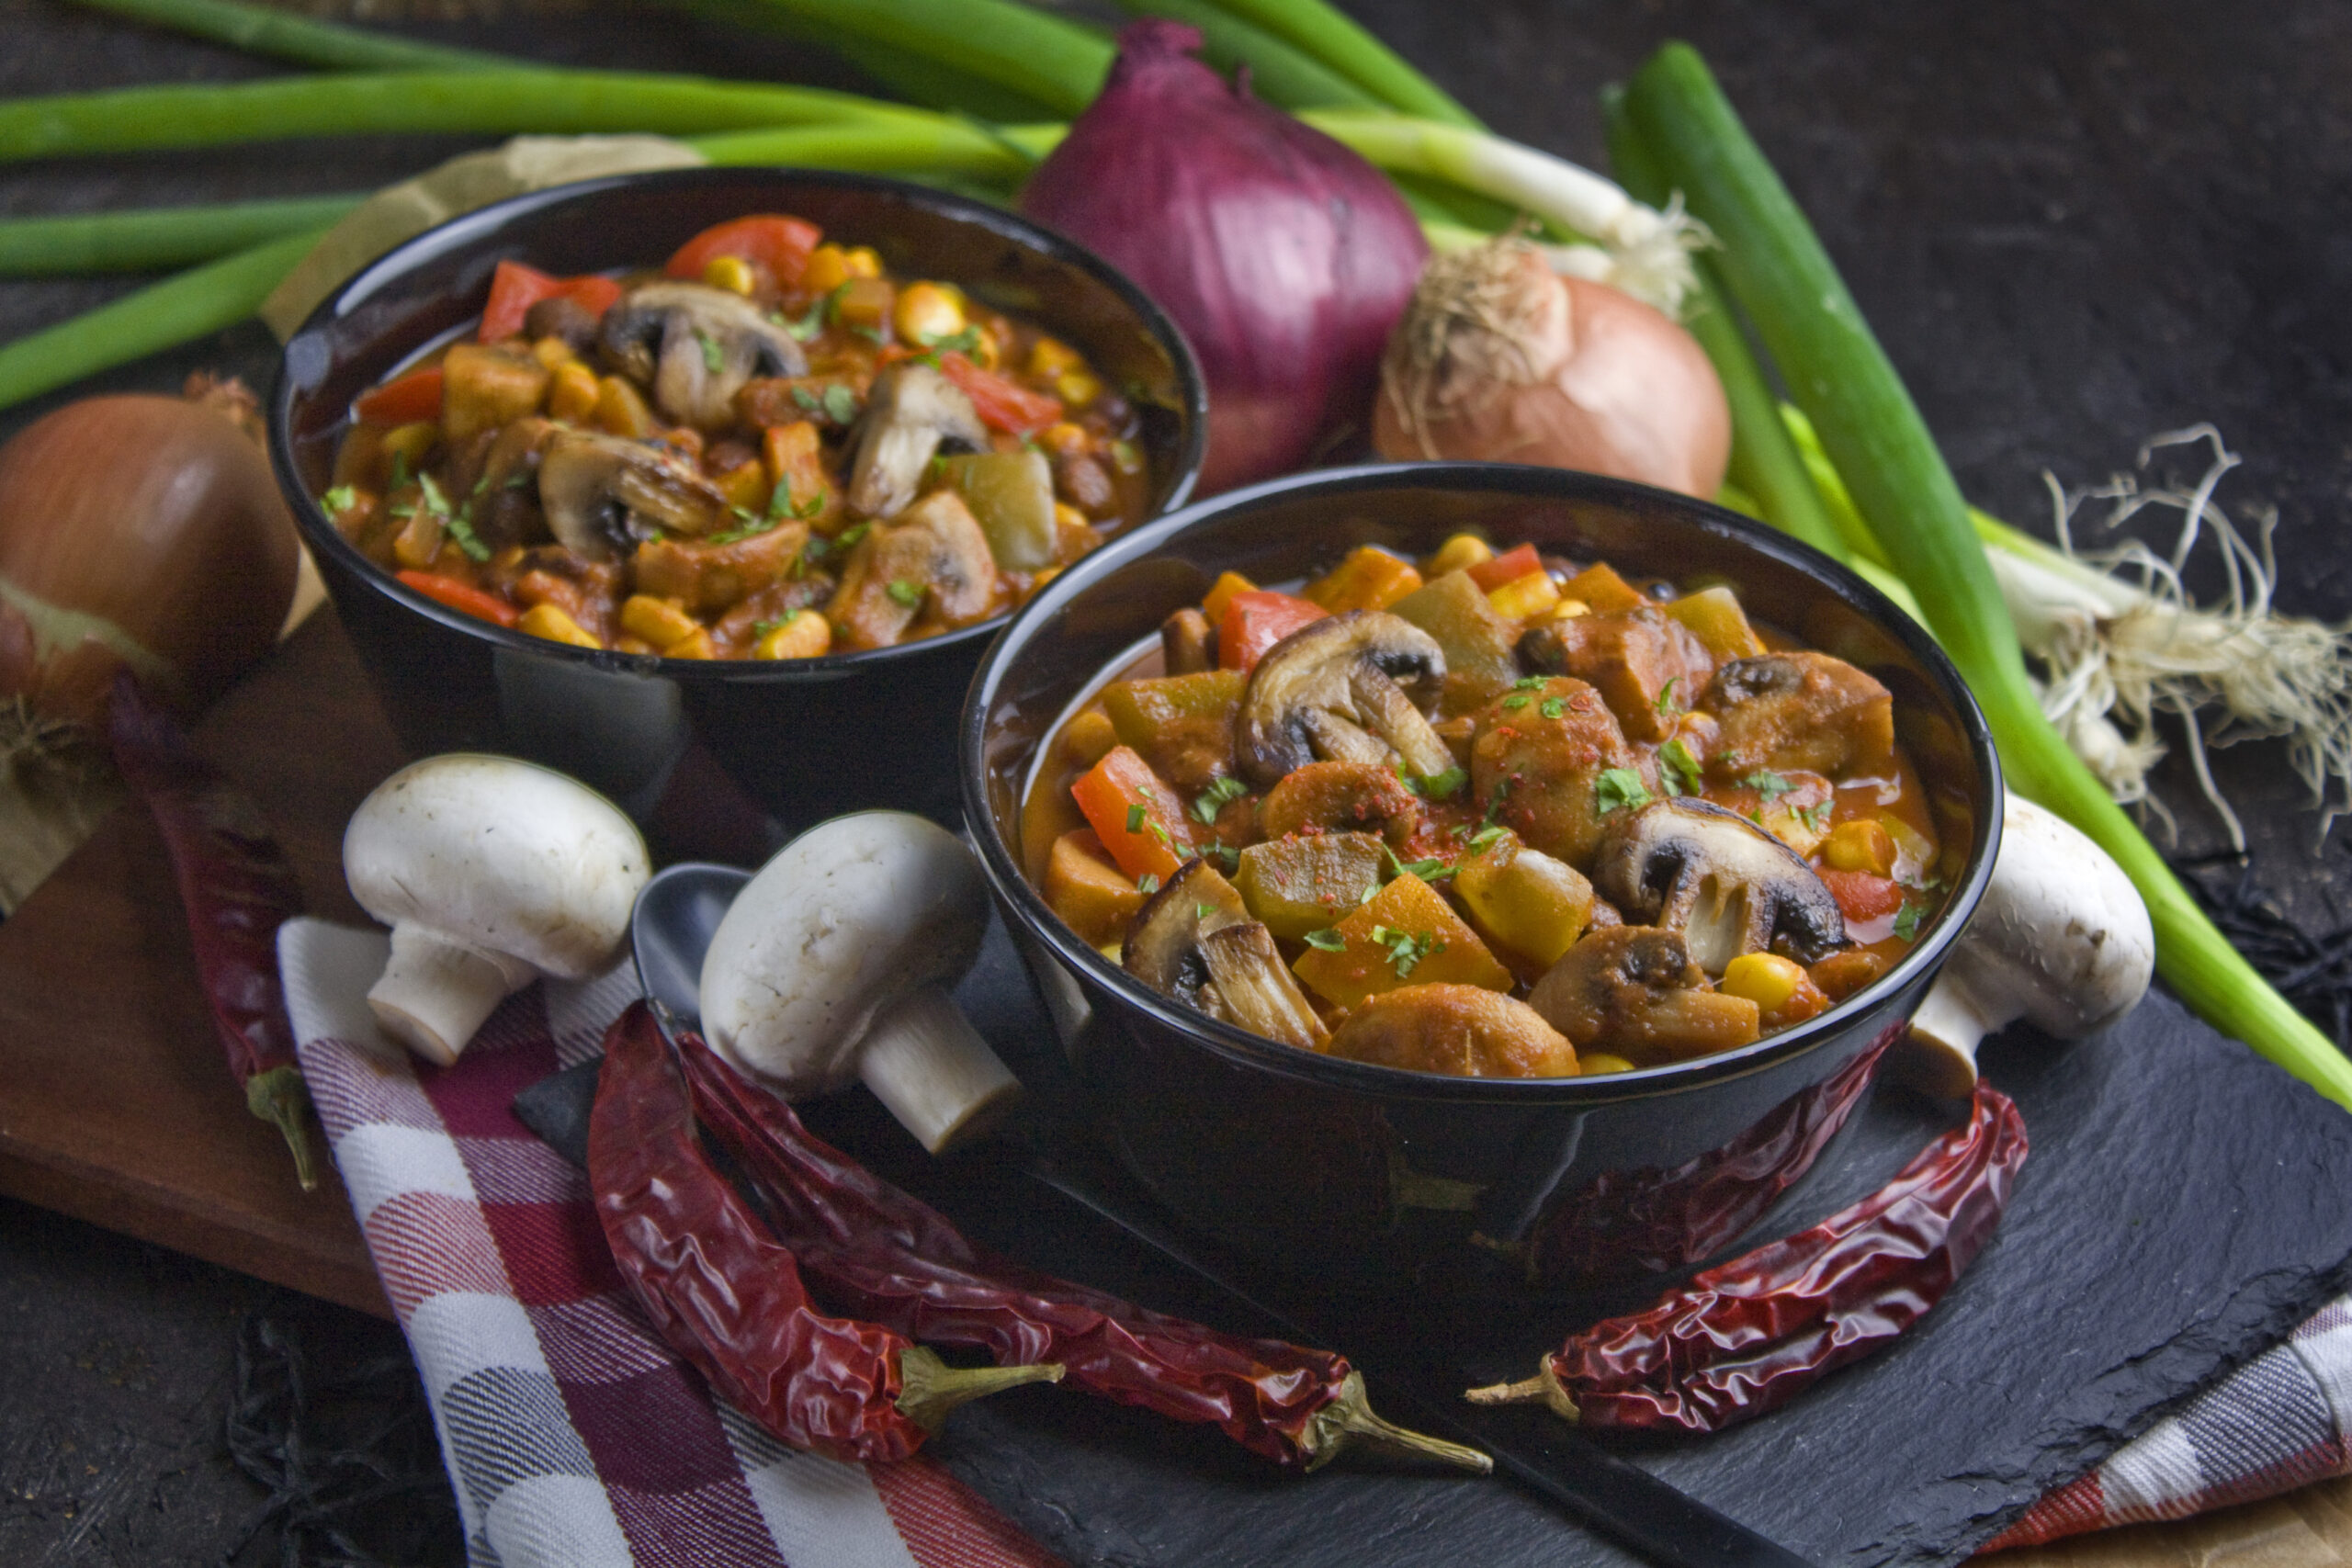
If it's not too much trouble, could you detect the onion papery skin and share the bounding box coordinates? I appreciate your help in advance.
[1020,20,1428,494]
[0,395,298,725]
[1375,247,1731,502]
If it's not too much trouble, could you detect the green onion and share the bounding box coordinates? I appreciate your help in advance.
[1623,41,2352,1109]
[0,194,362,276]
[66,0,508,70]
[0,228,325,414]
[0,70,919,164]
[1102,0,1381,110]
[1194,0,1479,126]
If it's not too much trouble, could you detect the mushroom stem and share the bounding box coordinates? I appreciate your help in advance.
[1899,794,2154,1096]
[893,1346,1064,1432]
[857,986,1024,1155]
[367,923,537,1065]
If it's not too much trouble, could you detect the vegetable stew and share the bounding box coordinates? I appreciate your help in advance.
[322,212,1148,659]
[1021,535,1965,1077]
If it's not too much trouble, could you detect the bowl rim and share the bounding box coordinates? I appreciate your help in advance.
[267,164,1210,682]
[960,459,2005,1106]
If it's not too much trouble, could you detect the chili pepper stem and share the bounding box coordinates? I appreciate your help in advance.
[1463,1359,1579,1423]
[1306,1371,1493,1473]
[243,1062,322,1190]
[893,1346,1064,1432]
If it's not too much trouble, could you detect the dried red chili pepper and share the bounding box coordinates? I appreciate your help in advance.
[589,1002,1059,1463]
[1469,1079,2026,1435]
[104,674,317,1187]
[672,1027,1489,1474]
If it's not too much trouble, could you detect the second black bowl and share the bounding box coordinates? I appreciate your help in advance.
[271,167,1205,828]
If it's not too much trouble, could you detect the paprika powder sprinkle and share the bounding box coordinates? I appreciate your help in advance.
[672,1027,1490,1474]
[1469,1079,2026,1434]
[105,674,318,1188]
[588,1003,1062,1462]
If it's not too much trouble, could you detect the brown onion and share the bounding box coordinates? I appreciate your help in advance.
[1374,238,1731,500]
[0,393,298,726]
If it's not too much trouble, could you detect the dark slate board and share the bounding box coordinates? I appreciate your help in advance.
[775,919,2352,1568]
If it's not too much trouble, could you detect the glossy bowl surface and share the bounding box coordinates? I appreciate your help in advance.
[271,167,1206,828]
[962,463,2002,1294]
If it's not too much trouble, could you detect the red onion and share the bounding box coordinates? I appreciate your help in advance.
[1020,20,1427,494]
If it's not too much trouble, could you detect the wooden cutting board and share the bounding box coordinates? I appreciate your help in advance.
[0,612,401,1318]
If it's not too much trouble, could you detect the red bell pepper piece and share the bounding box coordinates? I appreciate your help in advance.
[397,570,518,628]
[663,214,822,289]
[1218,590,1329,673]
[1070,746,1190,883]
[1467,542,1544,592]
[352,366,443,426]
[478,260,622,343]
[939,352,1064,435]
[1818,867,1906,925]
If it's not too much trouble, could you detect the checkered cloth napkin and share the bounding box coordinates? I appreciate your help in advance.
[277,915,2352,1563]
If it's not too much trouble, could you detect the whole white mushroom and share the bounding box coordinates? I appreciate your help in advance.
[700,811,1022,1155]
[1900,793,2155,1096]
[345,754,650,1064]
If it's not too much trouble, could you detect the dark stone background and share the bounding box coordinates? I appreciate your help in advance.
[3,1,2347,1562]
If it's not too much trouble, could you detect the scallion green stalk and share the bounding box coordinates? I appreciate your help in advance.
[1102,0,1380,110]
[1195,0,1478,126]
[0,70,918,164]
[0,229,327,413]
[0,195,361,276]
[66,0,507,71]
[1624,41,2352,1108]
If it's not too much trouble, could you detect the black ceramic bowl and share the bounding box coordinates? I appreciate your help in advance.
[271,168,1205,827]
[962,464,2002,1295]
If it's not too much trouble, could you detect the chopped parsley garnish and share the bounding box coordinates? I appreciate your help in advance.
[1302,928,1347,953]
[822,384,860,425]
[1124,803,1146,833]
[1595,768,1653,814]
[1659,738,1702,797]
[696,330,726,374]
[1368,925,1442,978]
[1538,696,1567,719]
[319,484,357,513]
[1136,874,1160,895]
[886,579,924,609]
[1192,775,1248,825]
[1893,897,1928,942]
[1654,677,1681,716]
[1743,771,1797,802]
[1414,766,1467,802]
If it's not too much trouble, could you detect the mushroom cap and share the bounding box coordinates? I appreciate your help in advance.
[1235,611,1449,787]
[343,753,650,978]
[701,811,991,1097]
[1590,797,1846,973]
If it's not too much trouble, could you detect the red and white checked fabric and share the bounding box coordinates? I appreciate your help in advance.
[279,915,2352,1562]
[277,916,1064,1568]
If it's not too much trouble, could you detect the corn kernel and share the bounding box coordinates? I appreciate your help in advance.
[1423,533,1493,577]
[752,609,831,660]
[517,604,600,649]
[1027,336,1083,378]
[620,594,701,649]
[1721,953,1806,1013]
[381,421,438,473]
[594,375,654,438]
[1054,368,1102,408]
[662,627,717,660]
[701,254,758,296]
[1487,570,1562,622]
[531,334,575,371]
[843,246,883,278]
[801,243,854,295]
[893,281,967,345]
[1819,818,1897,877]
[1579,1053,1637,1077]
[548,361,600,423]
[1038,422,1090,457]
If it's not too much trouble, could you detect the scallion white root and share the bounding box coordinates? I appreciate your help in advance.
[1306,112,1703,315]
